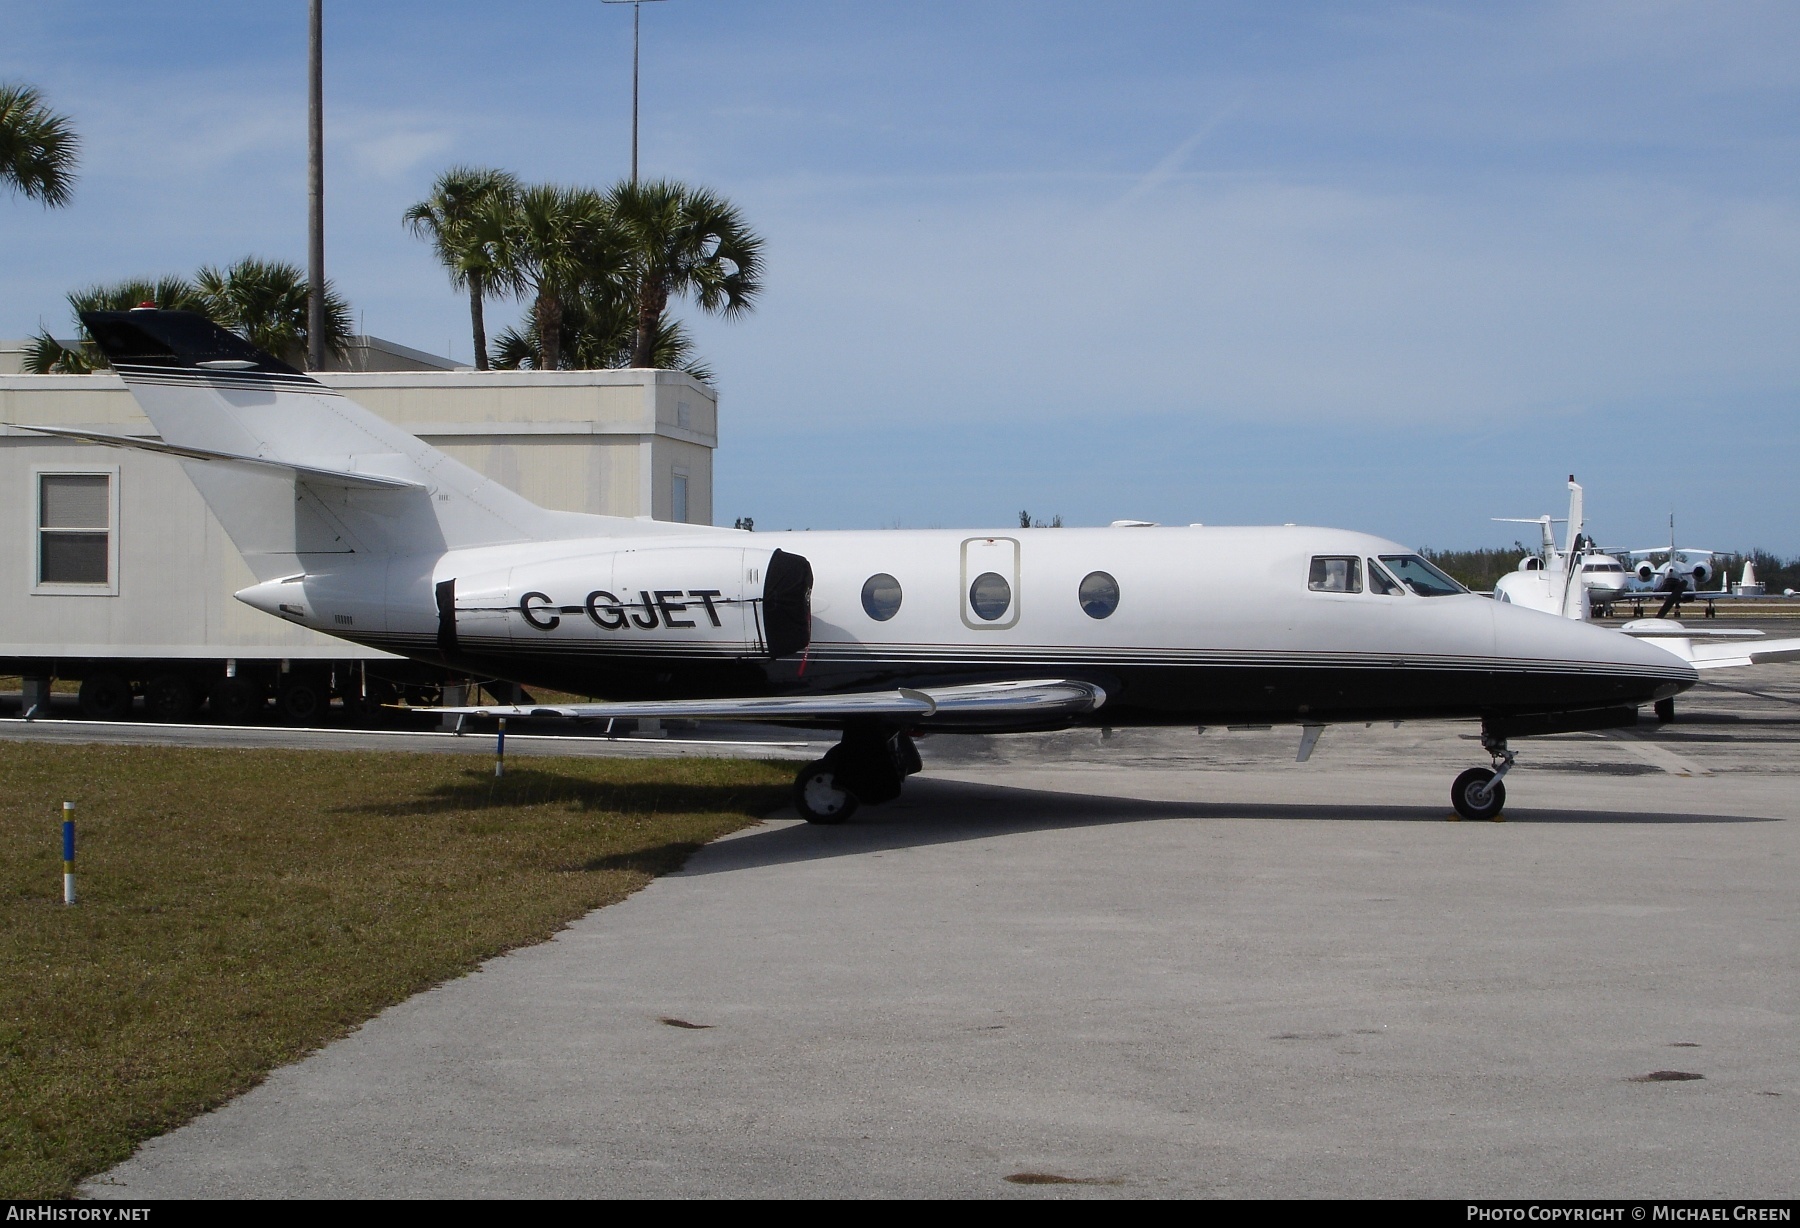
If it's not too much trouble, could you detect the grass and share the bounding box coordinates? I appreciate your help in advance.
[0,743,791,1197]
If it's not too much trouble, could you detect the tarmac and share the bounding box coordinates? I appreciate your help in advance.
[27,656,1796,1199]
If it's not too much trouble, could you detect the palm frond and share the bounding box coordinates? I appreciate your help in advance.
[21,332,94,374]
[0,83,79,208]
[197,256,352,366]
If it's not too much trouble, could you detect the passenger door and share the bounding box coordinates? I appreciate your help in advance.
[961,536,1020,630]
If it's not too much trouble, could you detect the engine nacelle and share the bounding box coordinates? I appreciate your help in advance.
[1689,561,1712,587]
[1635,561,1657,584]
[1517,556,1544,572]
[442,546,812,662]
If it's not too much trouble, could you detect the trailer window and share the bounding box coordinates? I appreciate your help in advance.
[1379,554,1465,597]
[36,472,114,589]
[1307,556,1361,593]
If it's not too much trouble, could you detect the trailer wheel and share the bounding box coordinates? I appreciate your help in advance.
[144,674,200,723]
[78,672,131,721]
[278,677,326,726]
[209,676,267,724]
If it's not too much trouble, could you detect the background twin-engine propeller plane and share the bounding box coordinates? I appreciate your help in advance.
[42,310,1708,822]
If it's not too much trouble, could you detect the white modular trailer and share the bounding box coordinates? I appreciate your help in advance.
[0,366,716,720]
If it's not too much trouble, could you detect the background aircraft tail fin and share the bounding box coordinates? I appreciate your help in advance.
[1565,475,1583,555]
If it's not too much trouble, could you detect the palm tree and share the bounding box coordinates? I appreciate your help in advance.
[24,276,210,373]
[0,83,78,208]
[606,179,762,369]
[403,167,521,371]
[490,282,713,383]
[497,184,619,371]
[196,256,351,367]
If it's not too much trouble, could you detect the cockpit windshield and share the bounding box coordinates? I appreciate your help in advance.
[1378,554,1465,597]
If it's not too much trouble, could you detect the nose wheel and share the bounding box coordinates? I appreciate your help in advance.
[1452,733,1516,821]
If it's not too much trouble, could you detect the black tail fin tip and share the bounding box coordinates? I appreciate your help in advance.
[78,309,301,376]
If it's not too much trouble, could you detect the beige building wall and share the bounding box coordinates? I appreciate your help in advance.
[0,368,717,660]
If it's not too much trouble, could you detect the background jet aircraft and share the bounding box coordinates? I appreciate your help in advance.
[1494,476,1632,609]
[47,310,1705,822]
[1494,479,1800,720]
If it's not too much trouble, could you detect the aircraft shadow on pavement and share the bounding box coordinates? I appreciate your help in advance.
[677,776,1777,876]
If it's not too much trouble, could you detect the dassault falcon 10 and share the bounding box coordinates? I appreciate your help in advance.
[40,310,1698,822]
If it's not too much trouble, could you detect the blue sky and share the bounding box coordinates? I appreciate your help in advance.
[5,2,1799,551]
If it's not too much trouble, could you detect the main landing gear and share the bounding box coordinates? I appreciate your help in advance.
[1451,730,1517,822]
[792,725,923,824]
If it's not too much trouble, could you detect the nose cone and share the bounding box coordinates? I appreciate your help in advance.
[1491,600,1696,707]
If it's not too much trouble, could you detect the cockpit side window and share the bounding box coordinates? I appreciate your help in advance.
[1367,558,1404,595]
[1307,556,1362,593]
[1378,554,1466,597]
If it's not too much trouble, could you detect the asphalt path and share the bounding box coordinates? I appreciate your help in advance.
[72,664,1800,1199]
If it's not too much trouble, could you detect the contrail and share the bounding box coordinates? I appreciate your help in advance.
[1116,99,1243,206]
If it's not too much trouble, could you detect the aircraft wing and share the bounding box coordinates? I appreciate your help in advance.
[425,678,1109,722]
[1683,638,1800,670]
[1621,624,1800,670]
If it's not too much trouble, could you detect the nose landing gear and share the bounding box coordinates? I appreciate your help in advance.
[792,725,923,824]
[1452,731,1516,821]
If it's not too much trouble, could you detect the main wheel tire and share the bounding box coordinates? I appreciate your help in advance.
[278,678,326,726]
[209,675,266,724]
[793,759,859,824]
[77,672,132,721]
[1654,697,1676,724]
[1451,767,1505,821]
[144,674,200,723]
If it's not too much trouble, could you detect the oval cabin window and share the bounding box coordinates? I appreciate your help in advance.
[861,573,902,621]
[1079,571,1119,619]
[968,571,1012,621]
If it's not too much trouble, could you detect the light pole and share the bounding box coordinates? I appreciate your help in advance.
[601,0,667,184]
[307,0,325,370]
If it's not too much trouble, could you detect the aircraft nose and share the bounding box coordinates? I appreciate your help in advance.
[1490,601,1696,707]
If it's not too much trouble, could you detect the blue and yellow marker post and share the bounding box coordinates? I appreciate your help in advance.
[61,800,76,905]
[495,717,507,778]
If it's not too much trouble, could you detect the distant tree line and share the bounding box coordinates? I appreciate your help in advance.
[1421,544,1800,594]
[1418,545,1529,591]
[404,168,762,382]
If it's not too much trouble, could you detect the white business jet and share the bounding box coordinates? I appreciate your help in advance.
[33,310,1699,822]
[1620,517,1724,617]
[1494,476,1631,611]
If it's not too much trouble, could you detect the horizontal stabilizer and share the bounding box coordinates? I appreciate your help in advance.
[13,425,424,490]
[425,678,1109,723]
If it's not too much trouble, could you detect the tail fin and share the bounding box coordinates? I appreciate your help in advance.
[1565,474,1583,556]
[82,309,582,579]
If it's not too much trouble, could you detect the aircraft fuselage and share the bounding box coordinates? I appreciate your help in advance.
[240,524,1694,732]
